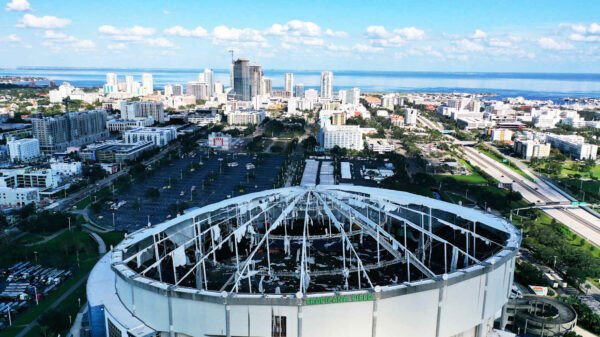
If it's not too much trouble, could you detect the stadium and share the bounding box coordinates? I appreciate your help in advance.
[87,185,521,337]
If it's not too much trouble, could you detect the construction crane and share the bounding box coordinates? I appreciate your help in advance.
[228,49,234,63]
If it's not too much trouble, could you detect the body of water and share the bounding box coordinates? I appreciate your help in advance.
[2,67,600,100]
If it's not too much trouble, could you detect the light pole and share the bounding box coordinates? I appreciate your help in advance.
[68,216,71,231]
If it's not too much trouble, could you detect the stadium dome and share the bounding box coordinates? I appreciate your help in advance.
[87,185,521,337]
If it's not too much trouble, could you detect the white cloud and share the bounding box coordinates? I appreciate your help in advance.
[98,25,155,41]
[18,14,70,29]
[538,37,574,50]
[266,20,321,37]
[353,43,384,53]
[393,27,425,40]
[487,38,512,48]
[569,33,600,42]
[162,10,170,15]
[5,0,30,11]
[365,25,389,38]
[212,25,265,43]
[42,30,96,51]
[72,39,96,49]
[107,42,127,50]
[164,25,208,38]
[564,23,600,42]
[365,25,424,48]
[455,38,485,52]
[325,28,348,38]
[7,34,20,42]
[146,37,174,48]
[472,29,487,39]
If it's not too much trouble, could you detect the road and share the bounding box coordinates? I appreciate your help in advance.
[417,115,600,247]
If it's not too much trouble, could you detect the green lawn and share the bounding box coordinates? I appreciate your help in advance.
[0,230,100,337]
[74,185,114,210]
[98,231,125,248]
[477,145,534,181]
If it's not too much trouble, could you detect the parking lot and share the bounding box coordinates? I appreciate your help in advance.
[91,151,286,232]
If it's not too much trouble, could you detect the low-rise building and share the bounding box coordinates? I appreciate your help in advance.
[208,132,232,151]
[0,187,39,207]
[0,167,59,189]
[80,141,155,163]
[188,113,221,126]
[545,134,598,160]
[226,110,266,125]
[50,161,83,176]
[366,138,394,153]
[490,129,514,142]
[107,118,154,132]
[123,127,177,147]
[514,140,551,160]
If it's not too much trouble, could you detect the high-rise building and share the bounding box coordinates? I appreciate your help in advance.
[214,81,224,95]
[341,88,360,106]
[405,108,418,126]
[320,71,333,99]
[203,68,214,97]
[187,82,209,100]
[249,65,263,99]
[164,84,173,97]
[32,110,109,153]
[233,59,250,101]
[262,78,272,96]
[142,73,154,95]
[173,84,183,96]
[7,138,41,162]
[284,73,294,95]
[294,84,305,98]
[106,73,118,86]
[121,101,165,124]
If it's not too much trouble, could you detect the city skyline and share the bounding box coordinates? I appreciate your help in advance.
[0,0,600,72]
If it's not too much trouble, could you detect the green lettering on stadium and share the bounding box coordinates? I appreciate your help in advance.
[305,293,375,305]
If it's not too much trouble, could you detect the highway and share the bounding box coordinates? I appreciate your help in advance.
[417,116,600,247]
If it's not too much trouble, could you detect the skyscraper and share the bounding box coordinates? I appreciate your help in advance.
[294,84,305,98]
[262,77,272,96]
[173,84,183,96]
[164,84,173,97]
[249,65,263,99]
[284,73,294,95]
[106,73,118,86]
[187,82,209,100]
[203,68,214,97]
[142,73,154,95]
[320,71,333,99]
[233,59,250,101]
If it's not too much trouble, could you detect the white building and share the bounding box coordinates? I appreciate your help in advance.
[227,110,266,125]
[8,138,41,163]
[545,134,598,160]
[320,71,333,99]
[164,84,174,97]
[366,138,394,153]
[142,73,154,95]
[107,118,154,132]
[188,114,221,126]
[491,129,514,142]
[0,187,39,207]
[49,82,74,103]
[319,119,363,151]
[404,108,418,126]
[50,161,83,176]
[284,73,294,95]
[208,132,232,151]
[514,140,551,160]
[120,101,165,124]
[304,88,319,100]
[124,127,177,147]
[203,69,214,97]
[341,88,360,106]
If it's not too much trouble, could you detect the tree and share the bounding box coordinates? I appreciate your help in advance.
[546,161,563,175]
[145,188,160,200]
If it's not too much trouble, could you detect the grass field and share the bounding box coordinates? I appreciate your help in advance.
[0,230,100,337]
[477,145,534,181]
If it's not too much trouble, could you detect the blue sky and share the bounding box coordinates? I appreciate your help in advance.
[1,0,600,72]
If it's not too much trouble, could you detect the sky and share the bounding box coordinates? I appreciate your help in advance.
[1,0,600,73]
